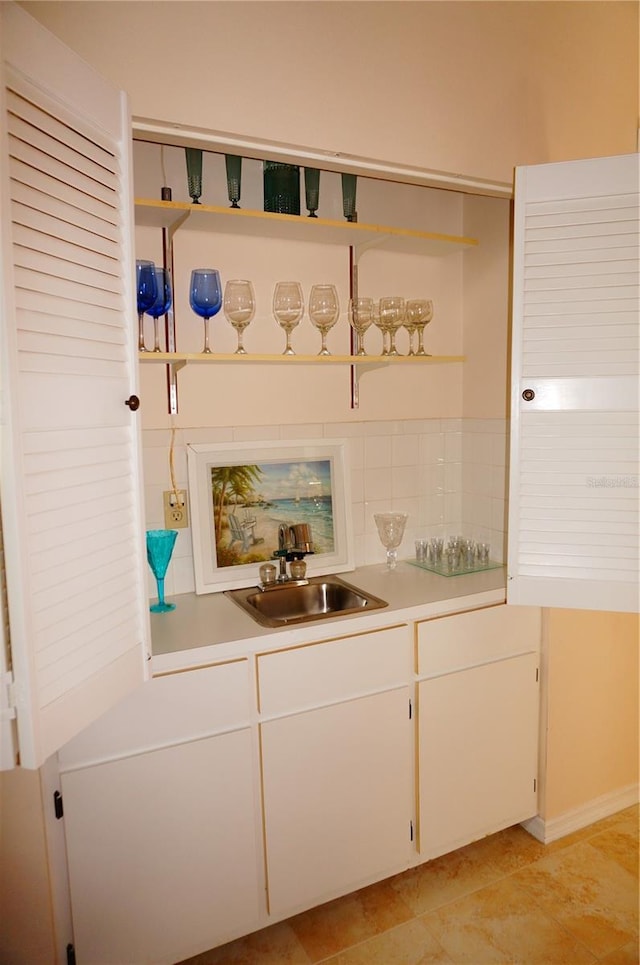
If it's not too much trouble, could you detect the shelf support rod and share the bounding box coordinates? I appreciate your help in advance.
[349,245,359,409]
[162,204,190,414]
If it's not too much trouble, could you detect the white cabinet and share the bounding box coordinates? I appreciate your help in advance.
[257,625,413,917]
[55,603,541,962]
[58,661,262,965]
[416,604,541,859]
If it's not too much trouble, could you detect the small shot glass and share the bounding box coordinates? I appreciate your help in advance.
[429,537,444,564]
[415,538,428,562]
[477,542,491,566]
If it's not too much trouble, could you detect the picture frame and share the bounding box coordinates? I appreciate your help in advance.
[187,439,354,594]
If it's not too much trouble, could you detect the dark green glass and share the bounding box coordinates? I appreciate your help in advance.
[185,148,203,204]
[304,167,321,217]
[225,154,242,208]
[341,173,357,222]
[263,161,300,215]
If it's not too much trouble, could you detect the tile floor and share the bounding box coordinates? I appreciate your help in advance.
[179,806,638,965]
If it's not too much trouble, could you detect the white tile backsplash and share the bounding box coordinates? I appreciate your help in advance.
[142,417,509,597]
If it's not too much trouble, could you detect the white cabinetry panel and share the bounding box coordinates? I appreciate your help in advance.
[261,687,412,918]
[62,728,261,965]
[508,153,639,613]
[418,651,539,859]
[0,3,147,768]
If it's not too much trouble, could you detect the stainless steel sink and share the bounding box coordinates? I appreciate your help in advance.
[224,575,388,628]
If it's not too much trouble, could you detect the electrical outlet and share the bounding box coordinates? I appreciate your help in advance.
[163,490,188,529]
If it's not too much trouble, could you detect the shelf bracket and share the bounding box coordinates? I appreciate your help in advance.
[163,209,191,415]
[353,233,391,265]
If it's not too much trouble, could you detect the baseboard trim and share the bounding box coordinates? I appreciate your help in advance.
[521,783,639,844]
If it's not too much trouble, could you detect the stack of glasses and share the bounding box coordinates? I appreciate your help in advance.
[414,535,493,575]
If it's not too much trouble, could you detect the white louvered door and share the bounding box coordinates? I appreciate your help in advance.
[508,153,639,613]
[0,4,148,768]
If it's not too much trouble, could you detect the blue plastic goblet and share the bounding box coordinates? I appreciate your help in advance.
[146,529,178,613]
[190,268,222,354]
[136,259,157,353]
[147,267,172,353]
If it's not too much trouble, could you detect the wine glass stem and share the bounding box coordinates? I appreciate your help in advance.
[321,332,328,354]
[156,576,166,607]
[386,548,398,570]
[417,326,426,355]
[388,331,398,356]
[203,318,212,354]
[138,312,147,352]
[237,330,245,353]
[284,330,293,354]
[153,317,161,353]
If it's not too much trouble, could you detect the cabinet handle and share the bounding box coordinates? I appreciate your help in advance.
[125,395,140,411]
[522,388,535,402]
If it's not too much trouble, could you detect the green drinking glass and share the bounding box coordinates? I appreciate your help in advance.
[225,154,242,208]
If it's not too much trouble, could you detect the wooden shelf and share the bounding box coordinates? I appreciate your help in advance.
[138,352,464,367]
[134,198,478,258]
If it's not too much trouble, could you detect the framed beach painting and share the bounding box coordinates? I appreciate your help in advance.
[187,439,354,594]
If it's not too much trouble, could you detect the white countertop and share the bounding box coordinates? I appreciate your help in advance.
[150,562,507,673]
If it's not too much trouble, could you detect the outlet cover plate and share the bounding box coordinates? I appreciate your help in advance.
[163,490,188,529]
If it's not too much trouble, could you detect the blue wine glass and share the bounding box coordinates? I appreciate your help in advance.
[190,268,222,354]
[146,529,178,613]
[136,259,157,353]
[147,267,172,353]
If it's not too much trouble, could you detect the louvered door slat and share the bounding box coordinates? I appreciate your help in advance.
[7,88,119,171]
[1,3,147,770]
[10,157,119,224]
[508,154,639,614]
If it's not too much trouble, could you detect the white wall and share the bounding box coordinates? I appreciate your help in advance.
[20,1,639,185]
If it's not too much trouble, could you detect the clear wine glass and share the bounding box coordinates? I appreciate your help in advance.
[273,281,304,356]
[190,269,222,354]
[146,267,172,353]
[135,259,157,353]
[223,279,255,354]
[374,512,408,570]
[371,300,389,356]
[348,296,374,356]
[379,296,405,356]
[404,300,421,356]
[146,529,178,612]
[309,283,339,356]
[412,298,434,356]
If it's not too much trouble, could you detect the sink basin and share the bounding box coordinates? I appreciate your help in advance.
[224,575,388,628]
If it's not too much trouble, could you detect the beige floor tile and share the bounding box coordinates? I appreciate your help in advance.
[599,939,640,964]
[471,824,549,874]
[588,824,639,878]
[321,918,454,965]
[287,877,415,962]
[421,877,598,964]
[512,840,639,959]
[389,838,503,916]
[175,921,311,965]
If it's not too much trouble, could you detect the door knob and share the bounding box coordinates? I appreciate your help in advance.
[522,389,535,402]
[124,395,140,411]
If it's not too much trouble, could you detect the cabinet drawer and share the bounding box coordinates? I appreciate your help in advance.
[58,659,251,769]
[416,604,541,677]
[257,624,410,717]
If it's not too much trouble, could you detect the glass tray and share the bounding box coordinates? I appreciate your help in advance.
[406,558,504,578]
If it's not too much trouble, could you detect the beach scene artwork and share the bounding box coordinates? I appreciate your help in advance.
[210,458,335,568]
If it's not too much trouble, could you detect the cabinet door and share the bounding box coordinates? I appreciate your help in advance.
[61,729,261,965]
[0,3,147,769]
[418,651,539,859]
[261,687,412,918]
[508,152,639,613]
